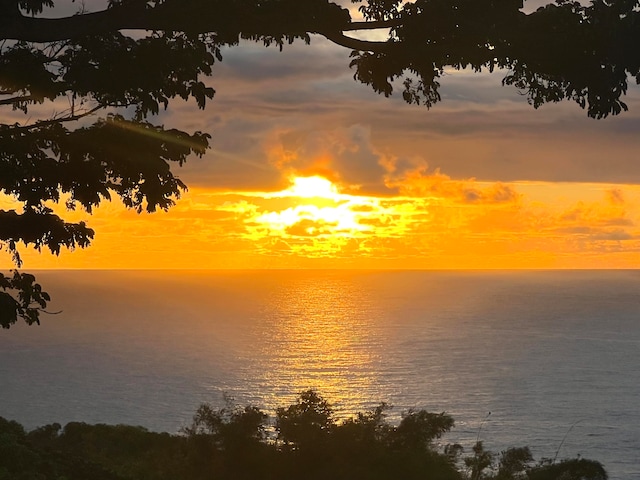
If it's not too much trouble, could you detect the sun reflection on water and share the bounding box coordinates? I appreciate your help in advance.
[244,274,385,417]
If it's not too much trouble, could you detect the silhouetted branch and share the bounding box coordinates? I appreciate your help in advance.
[343,19,403,31]
[0,94,34,105]
[12,105,103,131]
[318,29,392,52]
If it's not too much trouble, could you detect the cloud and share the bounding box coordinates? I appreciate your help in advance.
[12,177,640,269]
[607,188,625,205]
[382,156,521,204]
[13,1,640,193]
[591,229,634,241]
[258,123,399,195]
[140,33,640,192]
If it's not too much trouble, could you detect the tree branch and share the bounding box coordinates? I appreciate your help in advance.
[0,3,154,41]
[0,0,19,16]
[0,94,34,106]
[0,1,395,53]
[317,29,391,52]
[342,19,403,31]
[11,105,103,131]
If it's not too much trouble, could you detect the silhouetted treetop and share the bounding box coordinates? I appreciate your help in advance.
[0,391,611,480]
[2,0,639,118]
[2,0,640,326]
[349,0,640,118]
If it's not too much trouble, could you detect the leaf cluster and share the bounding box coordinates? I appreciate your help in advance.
[19,0,53,14]
[0,270,51,328]
[1,10,219,327]
[352,0,404,21]
[348,0,640,118]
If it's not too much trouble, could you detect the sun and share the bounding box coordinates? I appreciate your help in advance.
[286,175,340,200]
[250,176,374,241]
[226,174,423,259]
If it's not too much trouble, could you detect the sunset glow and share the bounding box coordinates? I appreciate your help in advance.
[286,176,340,199]
[253,176,372,236]
[9,172,640,270]
[249,176,386,251]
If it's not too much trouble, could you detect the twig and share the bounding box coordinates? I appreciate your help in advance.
[553,419,583,463]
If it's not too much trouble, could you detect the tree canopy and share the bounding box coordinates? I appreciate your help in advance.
[0,390,609,480]
[2,0,640,326]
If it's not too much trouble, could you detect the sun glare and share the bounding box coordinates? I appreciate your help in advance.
[286,176,340,199]
[252,176,372,238]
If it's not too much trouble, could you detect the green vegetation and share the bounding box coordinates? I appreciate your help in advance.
[0,391,607,480]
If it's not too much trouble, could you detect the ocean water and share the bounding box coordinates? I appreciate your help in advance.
[0,270,639,479]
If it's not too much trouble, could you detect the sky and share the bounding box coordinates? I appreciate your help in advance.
[5,0,640,269]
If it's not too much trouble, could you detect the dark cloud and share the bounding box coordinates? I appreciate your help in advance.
[591,229,634,241]
[216,42,351,83]
[261,123,391,194]
[601,217,634,227]
[463,183,520,204]
[607,188,625,205]
[139,18,640,189]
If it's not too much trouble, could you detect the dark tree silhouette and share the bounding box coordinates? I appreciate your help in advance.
[2,0,640,326]
[0,390,611,480]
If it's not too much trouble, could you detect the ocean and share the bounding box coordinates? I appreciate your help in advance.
[1,270,639,479]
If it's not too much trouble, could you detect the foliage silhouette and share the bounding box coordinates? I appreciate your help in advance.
[2,0,640,325]
[0,416,126,480]
[0,391,609,480]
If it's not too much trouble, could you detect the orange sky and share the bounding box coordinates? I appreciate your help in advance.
[7,173,640,270]
[3,1,640,269]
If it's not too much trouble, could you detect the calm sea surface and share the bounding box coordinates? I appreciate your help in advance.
[1,270,639,479]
